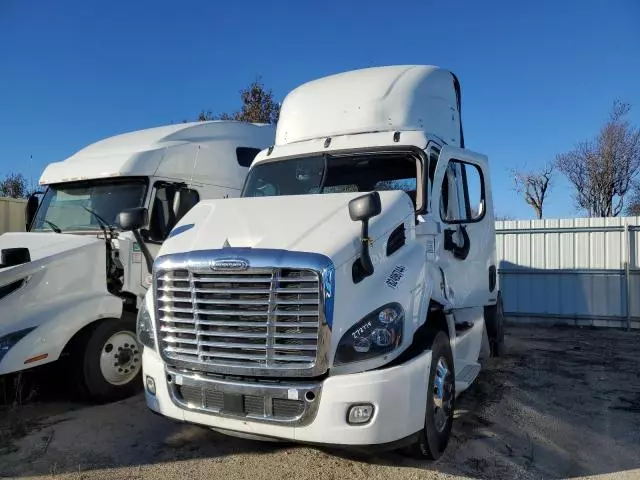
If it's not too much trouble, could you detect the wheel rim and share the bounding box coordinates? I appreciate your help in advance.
[432,356,453,433]
[99,331,141,386]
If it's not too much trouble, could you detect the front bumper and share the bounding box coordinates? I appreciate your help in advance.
[143,347,432,446]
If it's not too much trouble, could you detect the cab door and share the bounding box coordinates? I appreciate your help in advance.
[138,182,201,283]
[429,146,495,309]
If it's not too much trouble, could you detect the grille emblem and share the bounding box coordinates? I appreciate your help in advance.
[210,258,249,272]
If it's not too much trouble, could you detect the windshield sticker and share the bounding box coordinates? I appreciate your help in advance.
[386,265,406,289]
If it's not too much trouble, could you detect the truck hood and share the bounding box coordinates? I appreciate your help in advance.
[0,232,103,288]
[160,191,414,269]
[0,232,102,265]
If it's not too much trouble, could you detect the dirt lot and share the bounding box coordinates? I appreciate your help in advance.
[1,325,639,480]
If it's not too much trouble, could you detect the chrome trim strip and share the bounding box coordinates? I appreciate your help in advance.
[153,248,335,378]
[166,366,322,426]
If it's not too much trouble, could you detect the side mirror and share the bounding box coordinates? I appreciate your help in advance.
[25,193,40,231]
[117,207,154,274]
[118,207,148,232]
[349,192,382,222]
[348,192,382,281]
[0,248,31,269]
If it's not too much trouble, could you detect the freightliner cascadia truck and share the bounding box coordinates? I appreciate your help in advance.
[128,65,505,459]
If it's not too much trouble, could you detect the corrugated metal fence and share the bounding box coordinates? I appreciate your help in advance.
[0,197,26,235]
[496,216,640,329]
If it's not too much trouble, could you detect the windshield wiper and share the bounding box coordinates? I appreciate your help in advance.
[82,206,115,235]
[43,220,62,234]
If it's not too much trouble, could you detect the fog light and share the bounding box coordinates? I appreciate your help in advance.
[347,404,374,425]
[145,375,156,395]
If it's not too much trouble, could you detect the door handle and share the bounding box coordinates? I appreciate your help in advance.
[444,225,470,260]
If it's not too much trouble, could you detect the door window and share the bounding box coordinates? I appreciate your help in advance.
[440,160,484,223]
[148,184,200,242]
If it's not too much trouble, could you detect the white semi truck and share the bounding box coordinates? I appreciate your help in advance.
[0,121,275,401]
[132,65,505,459]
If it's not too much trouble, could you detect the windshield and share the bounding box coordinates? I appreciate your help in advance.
[31,178,148,232]
[242,153,420,206]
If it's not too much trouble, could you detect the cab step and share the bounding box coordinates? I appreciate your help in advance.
[454,361,481,396]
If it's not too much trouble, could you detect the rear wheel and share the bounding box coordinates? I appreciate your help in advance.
[404,330,455,460]
[81,317,142,402]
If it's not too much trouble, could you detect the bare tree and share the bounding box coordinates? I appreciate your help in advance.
[197,110,215,121]
[556,100,640,217]
[512,164,554,219]
[627,181,640,216]
[0,173,29,198]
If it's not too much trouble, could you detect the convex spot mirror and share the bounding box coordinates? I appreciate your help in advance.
[349,191,382,222]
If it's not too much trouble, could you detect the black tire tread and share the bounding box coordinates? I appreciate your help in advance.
[403,329,455,460]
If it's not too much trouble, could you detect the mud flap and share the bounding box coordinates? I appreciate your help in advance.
[479,324,491,363]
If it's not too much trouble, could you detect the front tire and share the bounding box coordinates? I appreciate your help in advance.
[404,330,455,460]
[81,317,143,402]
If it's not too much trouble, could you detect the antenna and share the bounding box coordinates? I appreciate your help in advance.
[29,154,33,193]
[188,144,201,190]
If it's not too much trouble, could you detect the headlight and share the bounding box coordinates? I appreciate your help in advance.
[0,327,36,363]
[136,300,156,350]
[334,303,403,365]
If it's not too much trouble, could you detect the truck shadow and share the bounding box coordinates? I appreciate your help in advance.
[326,325,640,479]
[1,325,639,479]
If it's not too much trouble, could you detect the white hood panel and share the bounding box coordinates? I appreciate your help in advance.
[160,191,414,269]
[0,232,101,263]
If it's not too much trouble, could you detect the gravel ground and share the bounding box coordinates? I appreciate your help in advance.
[1,325,639,480]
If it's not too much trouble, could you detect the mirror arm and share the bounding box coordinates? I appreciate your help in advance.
[358,219,374,275]
[131,229,154,274]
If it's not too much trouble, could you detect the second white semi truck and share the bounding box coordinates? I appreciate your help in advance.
[0,121,275,401]
[132,65,505,459]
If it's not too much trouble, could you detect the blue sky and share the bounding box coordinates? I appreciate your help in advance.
[1,0,638,219]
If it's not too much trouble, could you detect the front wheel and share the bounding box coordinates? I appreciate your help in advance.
[81,318,143,402]
[404,330,455,460]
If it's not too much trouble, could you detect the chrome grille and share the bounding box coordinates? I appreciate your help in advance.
[155,267,321,374]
